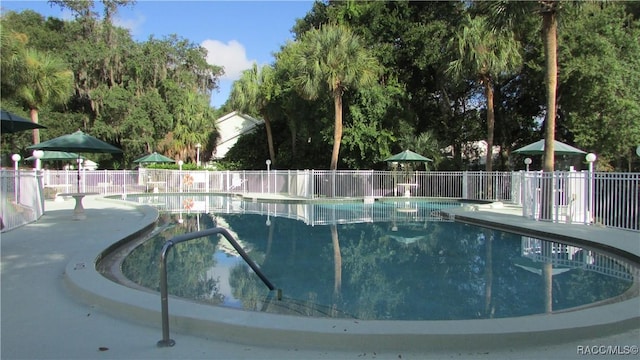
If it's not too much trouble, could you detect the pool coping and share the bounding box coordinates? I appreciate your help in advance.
[64,197,640,352]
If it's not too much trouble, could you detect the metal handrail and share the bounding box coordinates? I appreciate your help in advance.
[157,226,279,347]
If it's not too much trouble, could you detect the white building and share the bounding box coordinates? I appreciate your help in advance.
[214,111,264,159]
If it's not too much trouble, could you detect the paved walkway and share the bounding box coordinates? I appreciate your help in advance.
[1,195,638,359]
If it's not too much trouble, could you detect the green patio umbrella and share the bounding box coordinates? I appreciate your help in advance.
[25,150,81,161]
[27,130,122,154]
[1,109,46,133]
[384,150,433,162]
[27,130,122,191]
[513,140,586,155]
[134,152,175,164]
[385,150,433,190]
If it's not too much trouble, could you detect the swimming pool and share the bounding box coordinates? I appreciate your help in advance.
[120,195,636,321]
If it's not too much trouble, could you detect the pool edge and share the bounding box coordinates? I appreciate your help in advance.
[63,197,640,352]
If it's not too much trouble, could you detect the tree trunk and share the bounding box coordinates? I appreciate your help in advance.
[330,93,343,170]
[484,80,495,199]
[30,108,41,170]
[541,9,558,220]
[484,81,495,173]
[542,10,558,173]
[264,114,276,166]
[30,108,40,145]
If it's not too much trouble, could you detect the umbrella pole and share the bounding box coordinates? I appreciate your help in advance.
[76,156,81,193]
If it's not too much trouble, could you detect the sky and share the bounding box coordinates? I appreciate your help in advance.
[0,0,315,108]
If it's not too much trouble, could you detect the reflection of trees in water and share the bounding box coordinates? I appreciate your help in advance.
[483,229,494,317]
[542,242,553,313]
[341,228,407,319]
[221,214,340,315]
[123,212,635,320]
[482,235,634,317]
[122,213,224,305]
[331,224,342,307]
[554,268,632,308]
[229,264,267,311]
[228,237,353,318]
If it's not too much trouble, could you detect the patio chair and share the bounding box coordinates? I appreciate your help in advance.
[227,174,246,191]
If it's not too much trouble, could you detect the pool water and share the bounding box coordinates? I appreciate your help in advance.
[121,196,636,321]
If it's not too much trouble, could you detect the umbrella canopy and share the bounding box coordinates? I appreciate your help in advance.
[134,152,175,164]
[384,150,433,162]
[1,109,47,134]
[27,130,122,192]
[27,130,122,154]
[25,150,81,161]
[513,140,586,155]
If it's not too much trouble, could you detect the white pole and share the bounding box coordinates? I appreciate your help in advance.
[12,154,21,203]
[586,153,597,223]
[266,159,271,194]
[178,160,184,193]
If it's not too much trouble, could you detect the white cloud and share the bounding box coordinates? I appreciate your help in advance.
[113,13,146,38]
[201,39,255,80]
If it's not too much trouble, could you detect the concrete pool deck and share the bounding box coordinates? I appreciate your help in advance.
[1,195,638,359]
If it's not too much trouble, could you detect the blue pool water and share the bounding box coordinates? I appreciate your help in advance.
[121,195,636,320]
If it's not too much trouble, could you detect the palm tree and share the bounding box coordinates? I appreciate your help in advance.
[448,14,522,172]
[539,0,560,174]
[399,131,443,170]
[16,48,74,146]
[159,90,212,162]
[229,63,277,165]
[291,24,381,170]
[483,0,561,218]
[485,0,561,173]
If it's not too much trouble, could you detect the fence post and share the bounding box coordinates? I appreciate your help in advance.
[370,170,375,198]
[462,171,468,199]
[205,170,209,193]
[533,172,540,220]
[310,170,314,199]
[243,170,246,193]
[36,170,44,215]
[586,153,596,224]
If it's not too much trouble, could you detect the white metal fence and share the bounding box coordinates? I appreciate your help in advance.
[38,169,518,201]
[1,169,44,232]
[592,172,640,231]
[2,168,638,232]
[515,171,640,231]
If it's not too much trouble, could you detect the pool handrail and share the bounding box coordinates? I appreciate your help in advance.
[157,226,279,347]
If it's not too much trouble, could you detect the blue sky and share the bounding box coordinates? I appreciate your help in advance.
[1,1,315,108]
